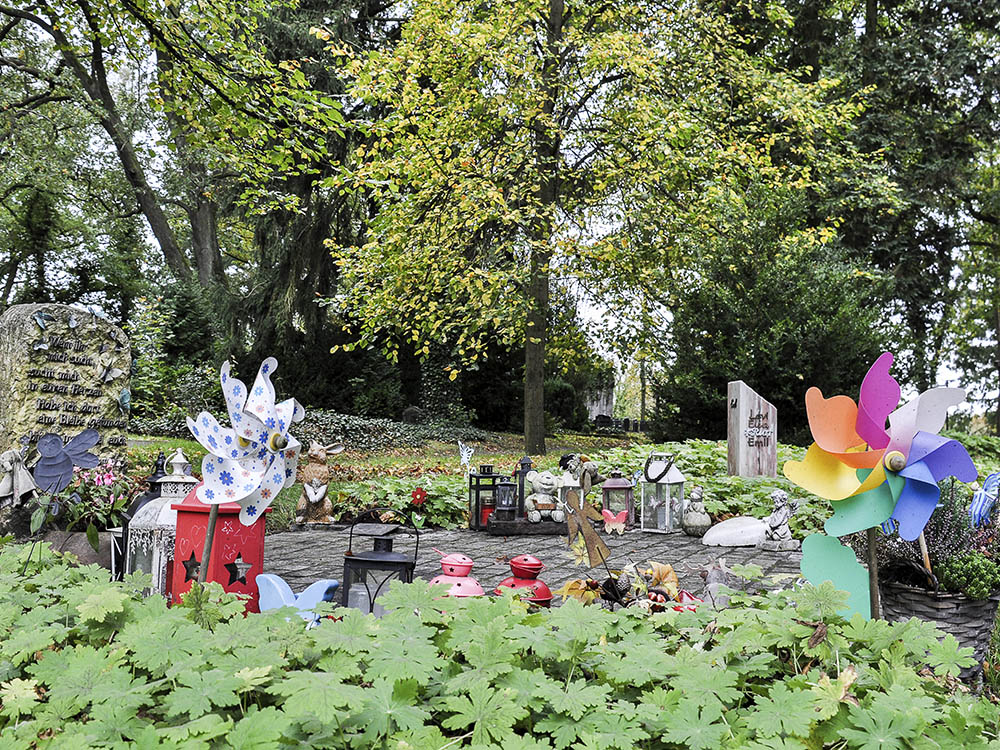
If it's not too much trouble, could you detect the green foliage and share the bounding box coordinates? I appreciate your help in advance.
[651,190,889,446]
[1,541,995,748]
[937,553,1000,601]
[328,474,468,529]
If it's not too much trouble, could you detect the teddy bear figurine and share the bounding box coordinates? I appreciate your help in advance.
[523,469,565,523]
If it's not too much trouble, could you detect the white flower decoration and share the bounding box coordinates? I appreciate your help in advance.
[186,357,305,525]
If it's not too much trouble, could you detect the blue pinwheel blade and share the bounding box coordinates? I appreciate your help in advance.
[892,460,939,541]
[905,432,978,483]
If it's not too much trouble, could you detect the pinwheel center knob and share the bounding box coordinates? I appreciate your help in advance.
[237,436,252,448]
[268,432,288,452]
[884,450,906,472]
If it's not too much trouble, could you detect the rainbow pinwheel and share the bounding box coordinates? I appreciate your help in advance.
[186,358,304,526]
[784,352,978,616]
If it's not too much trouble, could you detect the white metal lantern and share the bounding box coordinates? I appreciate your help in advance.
[557,470,580,509]
[125,449,197,595]
[639,453,686,533]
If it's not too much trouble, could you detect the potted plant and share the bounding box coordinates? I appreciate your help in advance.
[36,460,141,567]
[854,481,1000,678]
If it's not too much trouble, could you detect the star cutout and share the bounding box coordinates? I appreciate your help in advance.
[181,552,200,582]
[224,554,253,585]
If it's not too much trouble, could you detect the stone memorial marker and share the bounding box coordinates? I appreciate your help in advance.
[727,380,776,477]
[0,303,130,456]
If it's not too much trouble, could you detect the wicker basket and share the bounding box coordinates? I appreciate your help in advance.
[879,581,999,679]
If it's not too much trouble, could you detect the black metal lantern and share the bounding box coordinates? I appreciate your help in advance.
[494,480,518,521]
[342,509,418,617]
[468,464,501,530]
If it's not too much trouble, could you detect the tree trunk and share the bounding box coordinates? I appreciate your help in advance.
[524,250,549,454]
[640,356,647,424]
[523,0,564,455]
[189,199,226,288]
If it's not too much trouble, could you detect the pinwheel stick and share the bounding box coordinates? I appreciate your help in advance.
[197,504,220,584]
[917,532,934,586]
[865,527,881,619]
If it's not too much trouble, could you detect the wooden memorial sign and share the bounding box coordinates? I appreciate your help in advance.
[727,380,776,477]
[0,303,130,457]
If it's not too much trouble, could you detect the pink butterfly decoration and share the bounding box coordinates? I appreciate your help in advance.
[601,509,627,534]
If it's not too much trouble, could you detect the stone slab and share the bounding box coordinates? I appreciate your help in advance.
[0,303,130,458]
[263,526,802,605]
[702,516,767,547]
[487,518,568,536]
[727,380,777,477]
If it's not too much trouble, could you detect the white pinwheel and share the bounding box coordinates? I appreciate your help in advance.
[186,357,305,525]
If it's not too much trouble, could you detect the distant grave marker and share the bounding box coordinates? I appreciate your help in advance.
[0,303,130,456]
[727,380,776,477]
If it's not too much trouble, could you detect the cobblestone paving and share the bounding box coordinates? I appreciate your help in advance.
[265,526,802,601]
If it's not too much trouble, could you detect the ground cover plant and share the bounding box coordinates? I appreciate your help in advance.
[2,542,998,748]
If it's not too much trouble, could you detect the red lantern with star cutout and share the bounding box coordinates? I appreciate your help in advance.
[170,483,269,612]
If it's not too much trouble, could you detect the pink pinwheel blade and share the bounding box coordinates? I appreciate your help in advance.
[855,352,899,450]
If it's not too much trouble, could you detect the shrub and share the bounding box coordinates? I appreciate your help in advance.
[0,542,994,748]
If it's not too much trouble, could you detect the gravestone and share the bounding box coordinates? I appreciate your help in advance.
[0,303,130,457]
[727,380,776,477]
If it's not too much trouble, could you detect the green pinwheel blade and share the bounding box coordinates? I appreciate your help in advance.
[824,481,895,538]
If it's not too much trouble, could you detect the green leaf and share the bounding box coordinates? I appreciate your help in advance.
[227,705,292,749]
[0,678,39,717]
[163,669,242,719]
[30,506,47,534]
[268,670,364,718]
[745,683,817,738]
[85,522,99,553]
[76,587,128,622]
[441,680,528,746]
[351,679,430,743]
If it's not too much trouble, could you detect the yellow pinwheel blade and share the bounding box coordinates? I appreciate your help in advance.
[784,443,886,501]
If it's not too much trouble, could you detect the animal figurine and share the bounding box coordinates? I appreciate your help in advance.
[295,441,343,525]
[524,469,564,523]
[559,454,606,500]
[681,485,712,537]
[257,573,339,624]
[700,559,735,608]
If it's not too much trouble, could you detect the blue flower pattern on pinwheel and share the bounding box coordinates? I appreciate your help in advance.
[185,357,305,526]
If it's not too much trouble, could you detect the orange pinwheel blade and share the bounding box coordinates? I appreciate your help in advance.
[804,388,882,469]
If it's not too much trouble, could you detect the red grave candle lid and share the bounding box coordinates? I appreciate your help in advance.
[509,554,544,578]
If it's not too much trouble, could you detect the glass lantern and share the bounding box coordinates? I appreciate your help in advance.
[342,512,417,617]
[125,449,198,596]
[601,470,634,525]
[493,479,518,522]
[468,464,501,530]
[557,470,580,509]
[639,453,686,533]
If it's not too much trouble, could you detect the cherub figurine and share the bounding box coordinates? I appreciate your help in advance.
[759,489,799,551]
[559,454,606,500]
